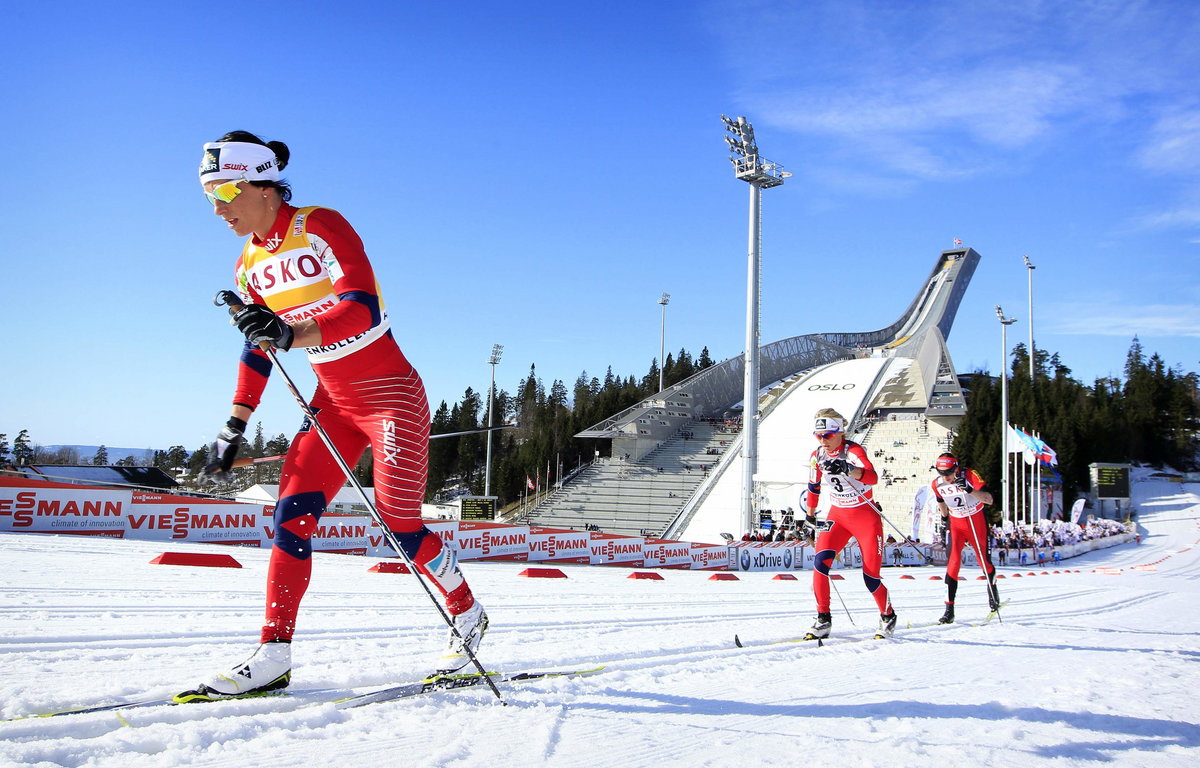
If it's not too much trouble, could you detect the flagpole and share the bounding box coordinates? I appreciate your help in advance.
[1016,445,1021,527]
[1017,444,1024,527]
[996,306,1017,528]
[1028,442,1033,526]
[1035,431,1042,525]
[1024,443,1030,526]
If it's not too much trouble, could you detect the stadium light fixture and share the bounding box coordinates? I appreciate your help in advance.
[996,306,1018,526]
[484,343,504,497]
[722,114,787,536]
[1024,254,1036,383]
[658,293,670,393]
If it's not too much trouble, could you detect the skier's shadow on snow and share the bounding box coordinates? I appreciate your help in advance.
[938,636,1200,658]
[581,690,1200,760]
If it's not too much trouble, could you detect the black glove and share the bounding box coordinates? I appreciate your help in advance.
[232,304,294,351]
[822,457,852,475]
[955,475,973,493]
[802,514,819,536]
[203,416,247,477]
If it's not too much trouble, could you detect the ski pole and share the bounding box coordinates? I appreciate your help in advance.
[827,555,856,626]
[231,454,286,469]
[838,471,933,565]
[805,517,856,626]
[213,291,505,703]
[429,424,518,440]
[965,514,1003,622]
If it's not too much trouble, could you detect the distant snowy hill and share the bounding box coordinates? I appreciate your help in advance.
[42,445,161,463]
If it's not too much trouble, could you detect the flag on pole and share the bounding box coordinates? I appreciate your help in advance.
[526,476,534,491]
[1031,432,1058,466]
[1006,424,1040,465]
[952,237,963,246]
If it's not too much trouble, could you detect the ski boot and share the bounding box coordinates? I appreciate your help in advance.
[175,640,292,702]
[435,600,489,675]
[803,612,832,641]
[875,610,898,639]
[938,603,955,625]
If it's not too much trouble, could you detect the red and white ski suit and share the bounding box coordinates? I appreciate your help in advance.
[229,203,474,643]
[932,469,995,581]
[805,440,891,615]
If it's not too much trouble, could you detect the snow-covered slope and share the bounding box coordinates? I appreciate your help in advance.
[1,469,1197,767]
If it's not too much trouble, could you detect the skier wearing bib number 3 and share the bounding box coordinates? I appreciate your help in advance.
[802,408,897,640]
[931,453,999,623]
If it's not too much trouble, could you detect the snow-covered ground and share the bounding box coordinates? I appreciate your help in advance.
[2,469,1198,768]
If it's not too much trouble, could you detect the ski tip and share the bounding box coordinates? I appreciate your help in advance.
[734,635,743,648]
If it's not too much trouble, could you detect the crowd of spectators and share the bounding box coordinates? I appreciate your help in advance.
[990,517,1131,549]
[740,525,812,543]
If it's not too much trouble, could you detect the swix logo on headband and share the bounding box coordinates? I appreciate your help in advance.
[200,141,280,183]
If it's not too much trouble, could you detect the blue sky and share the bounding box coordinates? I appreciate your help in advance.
[3,0,1198,452]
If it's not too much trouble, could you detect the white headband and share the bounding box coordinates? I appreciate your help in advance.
[814,417,844,433]
[199,141,280,184]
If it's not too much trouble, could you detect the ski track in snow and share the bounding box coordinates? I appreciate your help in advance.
[1,471,1199,767]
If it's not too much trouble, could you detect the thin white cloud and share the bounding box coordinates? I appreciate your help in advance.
[772,64,1083,147]
[1137,206,1200,229]
[762,63,1087,180]
[1137,110,1200,173]
[1048,303,1200,337]
[714,0,1200,189]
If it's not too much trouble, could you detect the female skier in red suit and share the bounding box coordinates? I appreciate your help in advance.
[184,131,487,699]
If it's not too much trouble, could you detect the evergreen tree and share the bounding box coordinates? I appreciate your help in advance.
[156,446,189,474]
[12,430,33,465]
[265,433,291,456]
[455,387,484,492]
[427,400,455,500]
[1166,368,1200,467]
[252,422,266,458]
[93,445,109,466]
[652,355,672,388]
[645,358,661,392]
[187,444,210,476]
[0,433,9,464]
[667,347,695,387]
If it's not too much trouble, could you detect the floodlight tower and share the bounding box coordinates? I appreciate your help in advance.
[483,343,504,497]
[658,292,670,392]
[1024,254,1036,383]
[722,114,790,536]
[995,306,1018,525]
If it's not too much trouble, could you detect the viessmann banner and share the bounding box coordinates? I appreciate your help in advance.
[0,477,731,570]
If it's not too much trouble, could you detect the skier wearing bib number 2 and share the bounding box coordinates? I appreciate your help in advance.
[931,453,999,623]
[802,409,897,640]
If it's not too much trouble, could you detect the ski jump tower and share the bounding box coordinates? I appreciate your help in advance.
[547,246,981,541]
